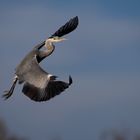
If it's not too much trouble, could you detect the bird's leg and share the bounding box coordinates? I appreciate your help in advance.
[2,75,18,100]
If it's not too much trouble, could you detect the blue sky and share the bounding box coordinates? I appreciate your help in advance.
[0,0,140,140]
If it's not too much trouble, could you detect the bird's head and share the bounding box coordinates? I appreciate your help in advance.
[45,36,67,48]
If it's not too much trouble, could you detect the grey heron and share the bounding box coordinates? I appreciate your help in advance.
[3,16,79,102]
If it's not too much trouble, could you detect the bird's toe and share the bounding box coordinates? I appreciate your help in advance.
[2,91,12,100]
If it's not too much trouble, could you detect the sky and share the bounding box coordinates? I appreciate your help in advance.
[0,0,140,140]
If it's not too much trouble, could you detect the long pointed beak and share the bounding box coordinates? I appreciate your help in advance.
[60,37,67,41]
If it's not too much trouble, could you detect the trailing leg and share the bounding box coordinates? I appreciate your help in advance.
[2,75,18,100]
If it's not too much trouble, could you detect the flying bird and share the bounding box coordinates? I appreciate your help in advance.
[3,16,79,102]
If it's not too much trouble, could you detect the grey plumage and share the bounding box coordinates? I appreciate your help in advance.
[17,51,72,102]
[3,16,78,102]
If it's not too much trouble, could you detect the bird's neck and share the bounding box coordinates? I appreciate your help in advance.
[45,39,55,51]
[45,40,53,47]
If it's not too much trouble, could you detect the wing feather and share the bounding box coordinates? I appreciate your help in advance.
[22,76,72,102]
[50,16,79,38]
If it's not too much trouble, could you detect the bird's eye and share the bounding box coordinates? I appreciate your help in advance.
[53,37,58,40]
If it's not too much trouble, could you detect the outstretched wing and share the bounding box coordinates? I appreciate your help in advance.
[43,76,72,101]
[22,76,72,102]
[50,16,79,38]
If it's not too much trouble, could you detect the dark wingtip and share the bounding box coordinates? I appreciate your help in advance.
[73,16,79,25]
[50,16,79,38]
[69,75,73,85]
[69,16,79,30]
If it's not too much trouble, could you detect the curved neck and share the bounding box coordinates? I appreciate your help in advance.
[37,40,55,63]
[45,40,55,53]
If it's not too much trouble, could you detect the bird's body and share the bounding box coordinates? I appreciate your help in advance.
[3,16,78,102]
[15,44,72,102]
[15,49,41,84]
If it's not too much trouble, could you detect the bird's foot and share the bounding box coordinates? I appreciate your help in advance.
[2,90,13,100]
